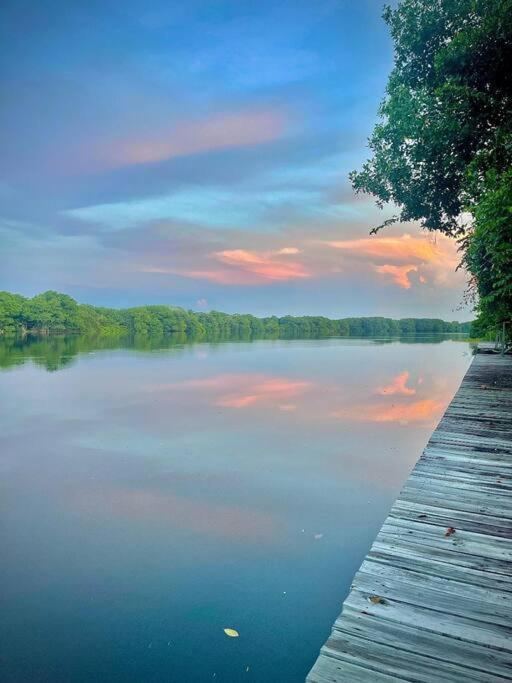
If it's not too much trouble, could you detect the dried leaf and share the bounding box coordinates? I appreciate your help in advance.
[368,595,387,605]
[445,526,456,537]
[223,628,240,638]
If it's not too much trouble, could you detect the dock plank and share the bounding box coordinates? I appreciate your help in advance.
[306,351,512,681]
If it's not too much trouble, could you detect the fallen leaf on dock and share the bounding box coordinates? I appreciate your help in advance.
[444,526,456,537]
[223,628,240,637]
[368,595,387,605]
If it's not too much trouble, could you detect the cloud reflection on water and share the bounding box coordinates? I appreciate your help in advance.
[73,486,279,541]
[148,373,312,410]
[147,368,451,426]
[375,370,416,396]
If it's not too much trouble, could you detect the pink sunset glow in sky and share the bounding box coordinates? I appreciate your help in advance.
[0,0,470,319]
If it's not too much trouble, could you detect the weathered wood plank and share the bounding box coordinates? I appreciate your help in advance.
[354,561,512,626]
[307,653,399,682]
[306,351,512,681]
[332,614,512,679]
[323,629,511,682]
[368,540,512,592]
[388,499,512,538]
[341,588,512,651]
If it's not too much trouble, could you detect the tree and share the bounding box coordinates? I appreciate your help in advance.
[463,170,512,329]
[350,0,512,331]
[0,292,26,334]
[24,291,79,332]
[0,289,472,340]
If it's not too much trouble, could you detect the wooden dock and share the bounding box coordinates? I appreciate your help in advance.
[307,350,512,682]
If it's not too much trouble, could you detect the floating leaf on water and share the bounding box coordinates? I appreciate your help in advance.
[224,628,240,638]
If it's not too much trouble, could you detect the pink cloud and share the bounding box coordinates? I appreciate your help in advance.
[179,269,255,285]
[134,225,465,296]
[325,234,442,263]
[218,394,260,408]
[322,233,461,290]
[105,109,287,167]
[143,247,310,286]
[276,247,301,255]
[213,249,310,283]
[374,264,418,289]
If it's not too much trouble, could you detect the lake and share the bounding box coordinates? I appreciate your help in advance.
[0,335,472,682]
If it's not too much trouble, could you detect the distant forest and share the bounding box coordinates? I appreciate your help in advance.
[0,290,472,339]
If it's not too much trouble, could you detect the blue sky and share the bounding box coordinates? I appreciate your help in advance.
[0,0,470,318]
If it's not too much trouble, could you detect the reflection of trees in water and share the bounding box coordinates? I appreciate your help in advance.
[0,331,469,372]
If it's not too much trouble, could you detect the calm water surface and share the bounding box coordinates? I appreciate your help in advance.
[0,337,471,682]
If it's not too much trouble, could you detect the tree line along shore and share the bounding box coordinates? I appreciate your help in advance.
[0,290,471,340]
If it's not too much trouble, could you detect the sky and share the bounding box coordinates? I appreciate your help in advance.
[0,0,470,319]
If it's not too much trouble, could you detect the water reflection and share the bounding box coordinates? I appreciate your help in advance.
[0,332,471,372]
[158,373,312,410]
[375,370,416,396]
[73,487,279,541]
[0,336,471,682]
[148,366,455,428]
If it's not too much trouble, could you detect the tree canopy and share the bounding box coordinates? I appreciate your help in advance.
[350,0,512,332]
[0,290,471,341]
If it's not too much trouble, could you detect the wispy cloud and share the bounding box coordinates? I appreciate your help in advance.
[140,245,310,285]
[213,248,310,282]
[375,264,418,289]
[322,233,461,290]
[64,187,320,231]
[325,234,441,262]
[102,108,288,168]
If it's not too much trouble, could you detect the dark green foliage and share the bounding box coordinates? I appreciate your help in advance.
[0,290,471,341]
[350,0,512,333]
[0,292,26,334]
[23,290,80,332]
[463,170,512,330]
[0,328,470,373]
